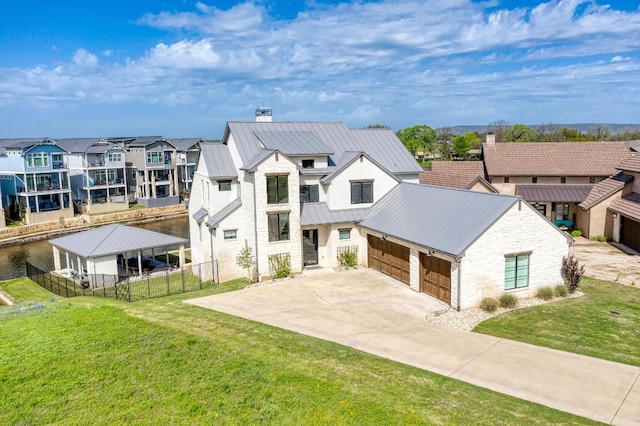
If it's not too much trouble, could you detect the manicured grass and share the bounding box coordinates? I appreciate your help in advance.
[1,277,55,302]
[0,280,596,425]
[474,277,640,367]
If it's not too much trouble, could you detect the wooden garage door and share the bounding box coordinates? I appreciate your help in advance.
[621,216,640,253]
[419,253,451,304]
[367,235,410,285]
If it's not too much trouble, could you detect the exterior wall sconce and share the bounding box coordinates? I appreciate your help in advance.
[613,212,618,218]
[380,234,387,241]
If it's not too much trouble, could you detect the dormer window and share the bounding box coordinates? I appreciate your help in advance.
[302,159,314,169]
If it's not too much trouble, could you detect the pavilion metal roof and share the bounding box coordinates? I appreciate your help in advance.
[49,224,187,258]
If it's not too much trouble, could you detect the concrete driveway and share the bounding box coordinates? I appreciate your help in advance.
[187,269,640,425]
[570,237,640,286]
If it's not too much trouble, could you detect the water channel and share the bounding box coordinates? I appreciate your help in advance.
[0,216,190,282]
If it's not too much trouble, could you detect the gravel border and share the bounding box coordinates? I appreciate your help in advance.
[425,291,585,331]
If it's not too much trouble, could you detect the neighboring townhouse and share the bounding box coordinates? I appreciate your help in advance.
[189,119,422,283]
[419,161,497,192]
[482,134,631,228]
[189,117,570,309]
[0,138,73,224]
[112,136,181,207]
[166,138,203,198]
[57,138,130,214]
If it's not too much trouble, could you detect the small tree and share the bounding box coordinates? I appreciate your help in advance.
[236,246,256,283]
[561,255,585,293]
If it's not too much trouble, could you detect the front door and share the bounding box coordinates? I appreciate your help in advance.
[303,229,318,266]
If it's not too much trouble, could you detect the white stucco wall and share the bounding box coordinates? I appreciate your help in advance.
[325,156,399,210]
[459,201,570,309]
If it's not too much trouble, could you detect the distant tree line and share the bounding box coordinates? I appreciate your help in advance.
[368,120,640,161]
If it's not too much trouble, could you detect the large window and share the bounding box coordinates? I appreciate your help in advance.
[267,175,288,204]
[147,151,162,163]
[351,181,373,204]
[300,184,319,203]
[27,153,49,168]
[108,153,122,163]
[268,213,290,241]
[505,254,529,290]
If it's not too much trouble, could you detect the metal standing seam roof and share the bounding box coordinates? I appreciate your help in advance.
[359,183,520,257]
[300,202,370,226]
[515,185,594,203]
[206,198,242,228]
[56,138,107,153]
[225,122,421,175]
[165,138,203,152]
[483,141,631,177]
[579,173,633,210]
[49,224,187,258]
[609,193,640,221]
[192,207,209,223]
[200,143,238,178]
[254,131,333,155]
[241,149,278,171]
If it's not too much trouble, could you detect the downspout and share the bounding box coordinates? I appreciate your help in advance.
[456,257,462,312]
[208,225,215,283]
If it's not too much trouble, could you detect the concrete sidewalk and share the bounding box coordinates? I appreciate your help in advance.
[186,269,640,425]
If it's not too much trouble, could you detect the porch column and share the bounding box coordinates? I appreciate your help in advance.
[178,244,185,267]
[52,246,61,270]
[151,172,157,198]
[77,256,83,274]
[173,169,179,196]
[612,213,621,242]
[137,250,143,274]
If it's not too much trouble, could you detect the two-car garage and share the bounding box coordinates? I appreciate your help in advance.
[367,235,451,304]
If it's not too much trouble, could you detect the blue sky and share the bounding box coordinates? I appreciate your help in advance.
[1,0,639,138]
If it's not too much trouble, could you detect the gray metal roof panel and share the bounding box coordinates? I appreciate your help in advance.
[206,199,242,228]
[254,131,333,155]
[192,207,209,223]
[359,183,519,257]
[56,138,105,153]
[320,151,361,183]
[49,224,187,258]
[166,138,203,151]
[225,122,420,174]
[300,202,370,226]
[516,185,593,203]
[241,149,276,171]
[200,142,238,178]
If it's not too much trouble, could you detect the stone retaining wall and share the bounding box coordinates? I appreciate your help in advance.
[0,204,187,247]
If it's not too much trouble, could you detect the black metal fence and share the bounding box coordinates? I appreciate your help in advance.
[26,260,218,302]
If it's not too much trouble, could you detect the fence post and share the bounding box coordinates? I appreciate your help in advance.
[114,275,118,300]
[166,270,170,295]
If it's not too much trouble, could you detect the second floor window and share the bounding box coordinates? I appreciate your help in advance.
[351,181,373,204]
[27,153,49,168]
[302,159,314,169]
[218,180,231,191]
[147,151,162,163]
[300,185,319,203]
[267,175,288,204]
[108,153,122,163]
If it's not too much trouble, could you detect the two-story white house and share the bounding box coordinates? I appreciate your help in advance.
[189,116,422,283]
[190,115,571,309]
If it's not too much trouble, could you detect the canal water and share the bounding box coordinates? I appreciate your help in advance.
[0,216,190,282]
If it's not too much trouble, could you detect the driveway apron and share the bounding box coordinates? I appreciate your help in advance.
[186,269,640,425]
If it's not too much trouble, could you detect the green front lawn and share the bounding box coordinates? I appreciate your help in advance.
[0,278,594,425]
[474,277,640,367]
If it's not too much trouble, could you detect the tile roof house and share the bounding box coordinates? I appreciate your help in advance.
[419,161,497,192]
[189,114,571,309]
[604,157,640,252]
[482,137,631,228]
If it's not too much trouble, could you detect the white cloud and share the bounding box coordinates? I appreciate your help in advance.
[72,49,99,68]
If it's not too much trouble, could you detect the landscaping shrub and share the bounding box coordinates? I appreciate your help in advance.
[561,255,585,293]
[571,229,582,238]
[590,235,608,242]
[268,253,291,279]
[337,250,358,268]
[480,297,499,313]
[554,284,569,297]
[536,286,554,300]
[498,293,518,308]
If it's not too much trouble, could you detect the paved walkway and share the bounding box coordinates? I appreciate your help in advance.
[186,269,640,425]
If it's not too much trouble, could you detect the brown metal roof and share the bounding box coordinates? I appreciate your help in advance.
[578,173,633,210]
[483,141,631,177]
[516,184,594,202]
[419,172,496,192]
[616,156,640,173]
[430,161,485,175]
[609,193,640,221]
